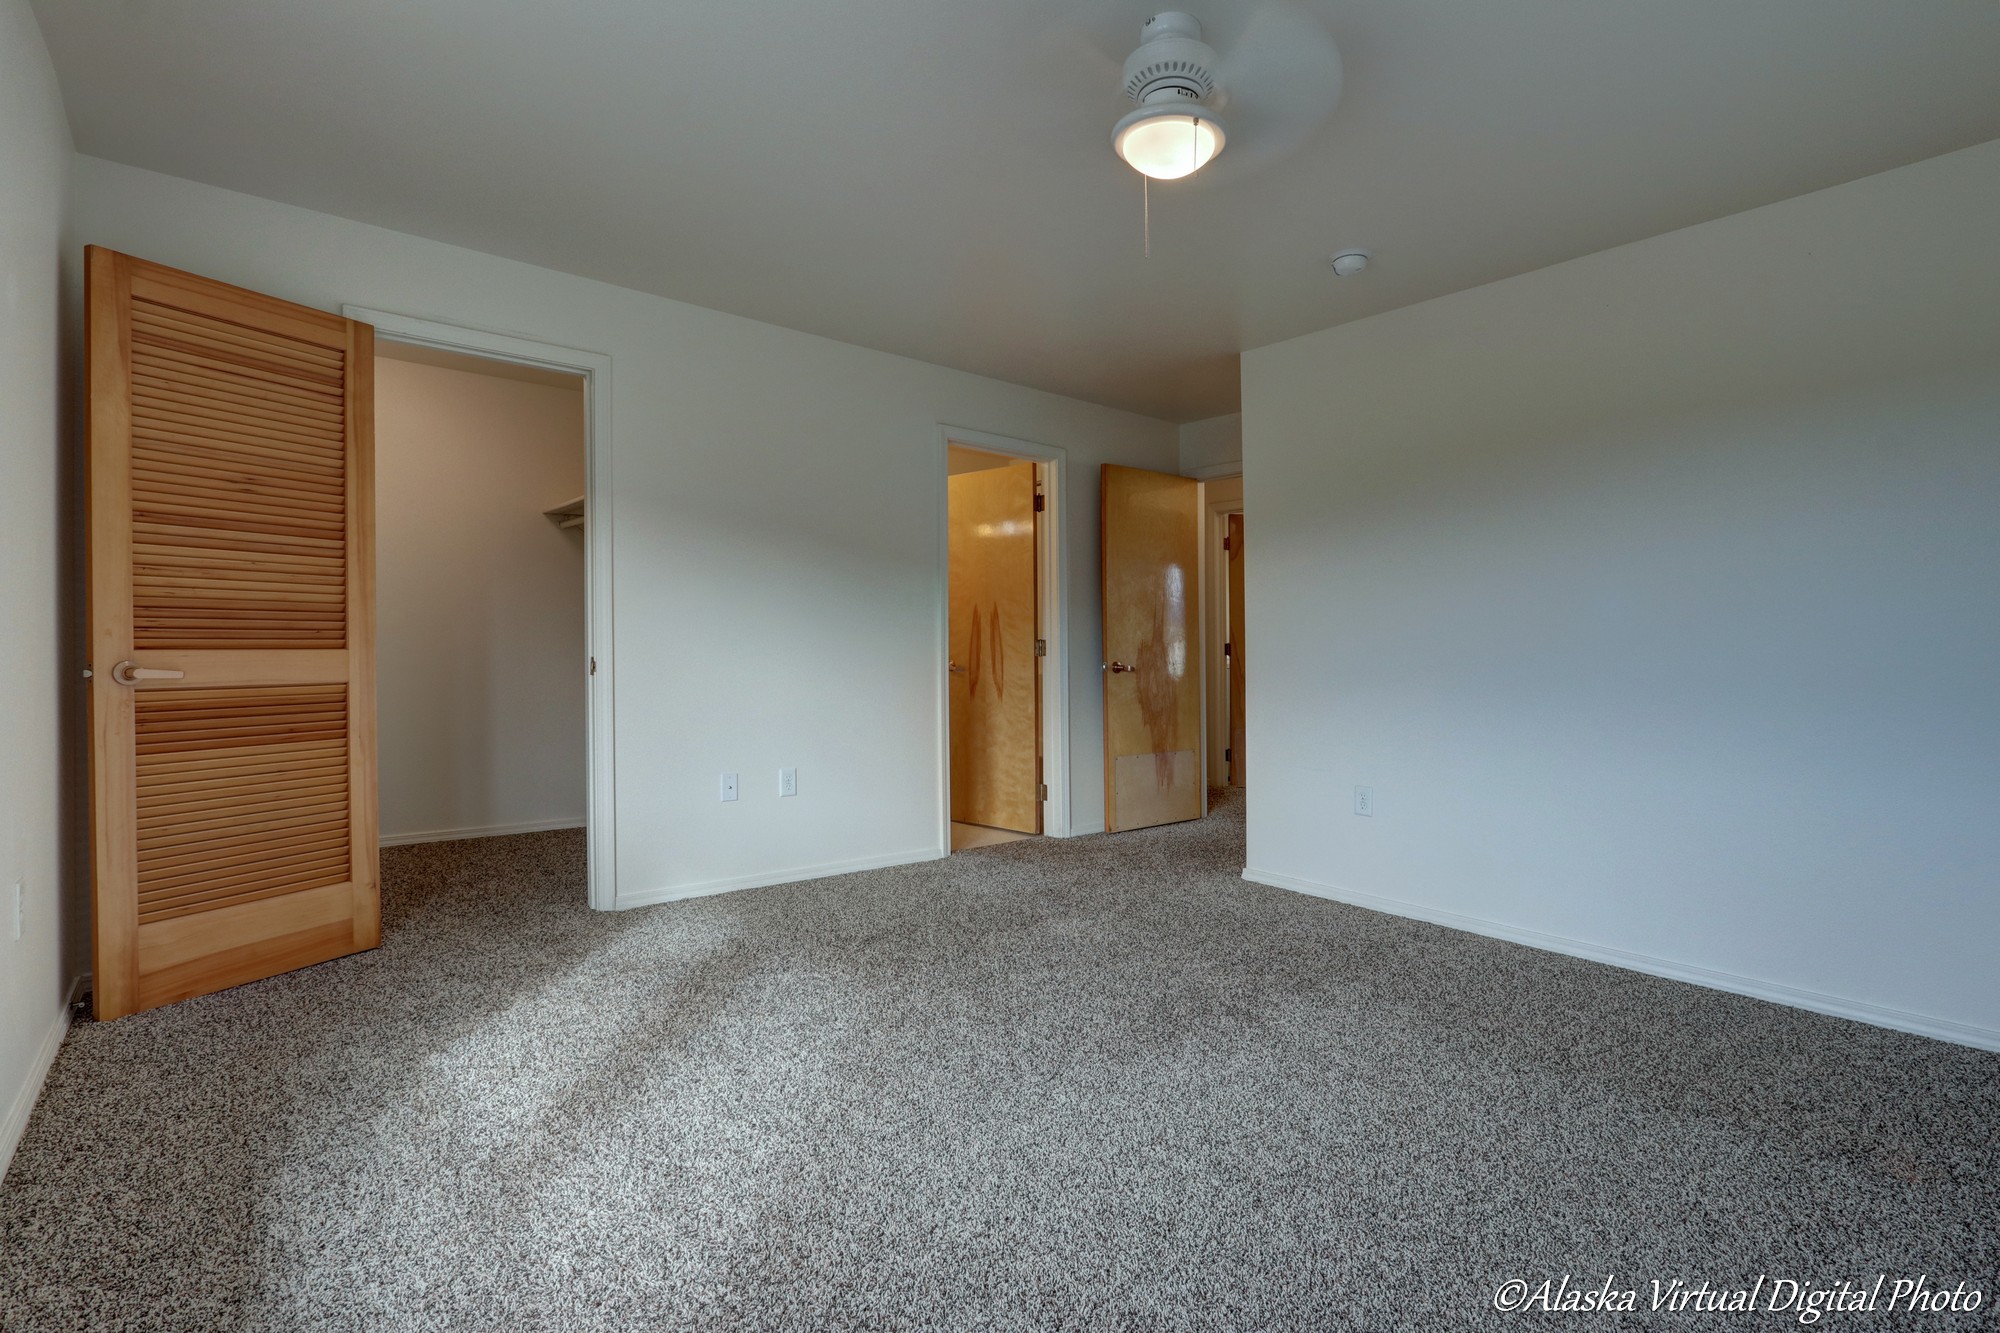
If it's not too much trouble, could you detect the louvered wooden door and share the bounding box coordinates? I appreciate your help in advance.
[88,247,379,1019]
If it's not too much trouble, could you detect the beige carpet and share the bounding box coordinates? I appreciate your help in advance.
[2,791,1996,1330]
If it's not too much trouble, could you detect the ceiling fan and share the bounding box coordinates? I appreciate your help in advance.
[1067,2,1346,186]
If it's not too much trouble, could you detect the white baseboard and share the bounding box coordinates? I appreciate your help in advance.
[617,847,947,910]
[0,990,75,1184]
[380,817,585,848]
[1242,866,2000,1053]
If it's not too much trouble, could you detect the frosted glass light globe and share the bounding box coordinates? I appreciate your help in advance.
[1113,109,1225,181]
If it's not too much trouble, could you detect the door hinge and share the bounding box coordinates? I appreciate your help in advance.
[1037,783,1048,800]
[1034,492,1045,512]
[1222,536,1231,551]
[1035,638,1046,657]
[1225,747,1232,762]
[589,657,597,676]
[1224,641,1232,657]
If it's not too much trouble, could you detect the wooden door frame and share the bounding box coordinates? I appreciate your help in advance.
[1201,473,1244,790]
[344,307,618,911]
[935,426,1071,845]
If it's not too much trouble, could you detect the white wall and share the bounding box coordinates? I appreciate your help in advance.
[0,0,73,1176]
[375,356,587,842]
[69,157,1178,906]
[1243,139,2000,1048]
[1179,412,1242,479]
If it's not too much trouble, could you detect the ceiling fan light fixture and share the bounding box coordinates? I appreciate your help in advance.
[1113,13,1226,181]
[1113,105,1227,181]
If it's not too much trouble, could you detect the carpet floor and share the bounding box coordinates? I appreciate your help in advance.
[3,793,1996,1331]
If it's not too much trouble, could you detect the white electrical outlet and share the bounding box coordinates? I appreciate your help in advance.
[778,768,798,798]
[11,883,22,942]
[1353,786,1373,817]
[719,772,739,803]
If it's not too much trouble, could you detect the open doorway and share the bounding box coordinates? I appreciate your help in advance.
[948,444,1040,851]
[81,252,622,1019]
[1203,475,1244,794]
[940,429,1068,852]
[372,342,588,861]
[351,307,616,908]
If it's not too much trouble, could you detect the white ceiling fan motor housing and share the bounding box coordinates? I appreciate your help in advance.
[1123,12,1219,105]
[1113,12,1229,181]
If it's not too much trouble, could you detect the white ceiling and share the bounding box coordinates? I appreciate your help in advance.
[33,0,2000,422]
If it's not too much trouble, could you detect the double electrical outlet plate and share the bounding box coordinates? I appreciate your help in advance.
[720,770,797,802]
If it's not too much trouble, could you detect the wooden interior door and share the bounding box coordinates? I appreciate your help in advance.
[948,461,1041,833]
[1101,464,1202,832]
[88,247,379,1019]
[1227,512,1246,788]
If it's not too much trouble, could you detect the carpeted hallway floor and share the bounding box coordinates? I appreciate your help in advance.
[3,793,1996,1331]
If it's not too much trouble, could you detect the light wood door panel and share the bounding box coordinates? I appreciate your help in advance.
[1101,465,1202,832]
[88,247,379,1020]
[948,461,1041,833]
[1227,512,1246,788]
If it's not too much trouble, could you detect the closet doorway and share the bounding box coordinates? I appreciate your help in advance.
[940,429,1069,852]
[80,252,620,1020]
[351,309,617,909]
[373,343,586,847]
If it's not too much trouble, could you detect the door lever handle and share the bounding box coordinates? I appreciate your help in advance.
[111,661,185,686]
[948,662,968,675]
[1106,661,1135,674]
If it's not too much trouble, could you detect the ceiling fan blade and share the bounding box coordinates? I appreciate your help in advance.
[1027,0,1145,124]
[1203,0,1344,181]
[1038,0,1146,78]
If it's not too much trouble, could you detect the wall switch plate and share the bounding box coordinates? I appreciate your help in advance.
[778,767,798,798]
[719,773,739,803]
[1353,786,1373,817]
